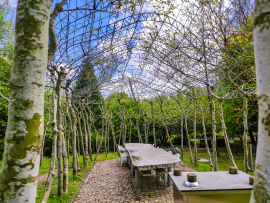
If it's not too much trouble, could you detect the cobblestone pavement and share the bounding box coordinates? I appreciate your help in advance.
[74,158,195,203]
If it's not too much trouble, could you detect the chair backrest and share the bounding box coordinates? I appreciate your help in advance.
[117,145,126,153]
[175,147,181,154]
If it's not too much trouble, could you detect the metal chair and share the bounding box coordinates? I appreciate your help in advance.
[175,153,180,159]
[117,145,128,167]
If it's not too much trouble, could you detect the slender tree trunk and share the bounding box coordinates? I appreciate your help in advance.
[65,82,78,176]
[129,116,132,143]
[73,104,87,166]
[0,1,52,202]
[40,107,51,166]
[251,3,270,201]
[55,69,66,197]
[224,68,254,172]
[193,96,197,165]
[62,133,68,193]
[185,101,194,164]
[248,129,256,145]
[123,108,126,144]
[81,101,92,160]
[150,102,156,147]
[107,118,110,153]
[129,79,143,143]
[143,112,148,144]
[159,97,175,153]
[42,72,58,203]
[89,121,93,156]
[65,113,71,161]
[77,128,80,156]
[173,98,184,158]
[62,113,69,192]
[211,96,218,171]
[146,120,151,142]
[180,108,184,159]
[207,86,218,171]
[104,119,108,157]
[84,102,92,160]
[197,101,213,171]
[43,1,67,197]
[89,115,99,154]
[218,99,237,168]
[118,123,122,145]
[118,99,127,145]
[135,104,143,143]
[108,104,118,154]
[79,101,89,162]
[76,152,80,176]
[94,104,105,161]
[243,96,250,173]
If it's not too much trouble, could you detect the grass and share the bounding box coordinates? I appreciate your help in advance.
[39,156,52,175]
[36,152,119,203]
[181,147,255,175]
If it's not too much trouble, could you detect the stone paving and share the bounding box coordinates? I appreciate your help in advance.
[74,158,195,203]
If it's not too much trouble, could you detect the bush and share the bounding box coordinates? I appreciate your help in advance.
[169,134,181,144]
[190,138,200,146]
[216,131,224,137]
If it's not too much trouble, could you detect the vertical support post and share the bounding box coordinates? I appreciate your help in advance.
[135,168,140,189]
[249,143,253,172]
[167,166,173,187]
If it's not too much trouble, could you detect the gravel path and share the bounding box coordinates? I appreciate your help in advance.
[74,158,195,203]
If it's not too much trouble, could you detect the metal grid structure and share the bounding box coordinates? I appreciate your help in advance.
[46,0,255,100]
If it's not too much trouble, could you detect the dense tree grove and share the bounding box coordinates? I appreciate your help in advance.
[0,0,269,202]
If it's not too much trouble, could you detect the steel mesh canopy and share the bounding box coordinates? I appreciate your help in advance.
[49,0,255,100]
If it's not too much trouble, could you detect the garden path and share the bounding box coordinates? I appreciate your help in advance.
[74,158,195,203]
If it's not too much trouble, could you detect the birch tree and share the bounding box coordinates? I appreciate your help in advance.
[0,1,53,202]
[250,1,270,202]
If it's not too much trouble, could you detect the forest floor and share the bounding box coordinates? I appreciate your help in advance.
[73,158,195,203]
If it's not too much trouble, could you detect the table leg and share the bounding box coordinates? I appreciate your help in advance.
[128,156,131,168]
[135,167,140,189]
[131,164,135,177]
[167,167,172,187]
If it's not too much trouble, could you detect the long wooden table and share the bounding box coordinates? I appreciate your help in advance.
[124,143,180,188]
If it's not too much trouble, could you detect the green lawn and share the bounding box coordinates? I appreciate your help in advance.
[181,148,255,175]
